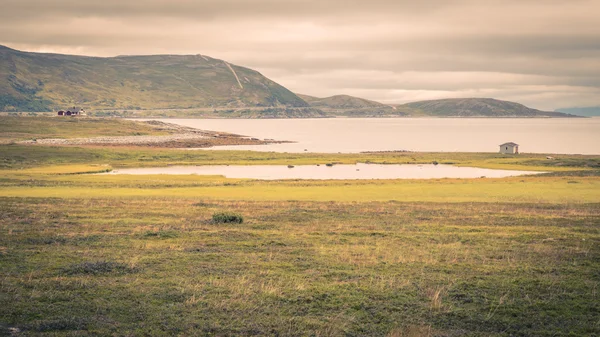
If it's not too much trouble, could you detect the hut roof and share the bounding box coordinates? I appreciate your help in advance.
[499,142,518,146]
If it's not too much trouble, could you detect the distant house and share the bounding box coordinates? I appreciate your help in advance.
[499,142,519,154]
[58,107,85,116]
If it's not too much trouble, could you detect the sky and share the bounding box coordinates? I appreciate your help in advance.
[1,0,599,110]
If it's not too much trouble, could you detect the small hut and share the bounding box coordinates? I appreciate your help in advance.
[499,142,519,154]
[57,111,64,116]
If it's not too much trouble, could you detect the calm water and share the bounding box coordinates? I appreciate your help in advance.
[107,164,542,180]
[149,117,600,154]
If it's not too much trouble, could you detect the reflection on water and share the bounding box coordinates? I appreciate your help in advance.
[142,117,600,154]
[107,164,542,180]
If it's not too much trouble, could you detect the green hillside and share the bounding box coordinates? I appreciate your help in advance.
[299,94,387,109]
[396,98,576,117]
[296,94,402,116]
[0,45,308,112]
[298,94,573,118]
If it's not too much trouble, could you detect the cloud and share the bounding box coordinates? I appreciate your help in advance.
[1,0,599,109]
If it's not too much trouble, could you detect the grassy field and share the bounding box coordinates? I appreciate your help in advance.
[3,144,599,171]
[1,173,599,203]
[0,116,171,142]
[1,197,598,336]
[0,124,599,335]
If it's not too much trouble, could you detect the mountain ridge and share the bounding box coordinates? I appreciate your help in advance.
[0,45,579,117]
[296,93,400,116]
[297,94,388,109]
[396,98,576,117]
[0,45,309,112]
[296,94,575,117]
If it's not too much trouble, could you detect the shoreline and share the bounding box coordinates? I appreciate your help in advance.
[12,119,291,148]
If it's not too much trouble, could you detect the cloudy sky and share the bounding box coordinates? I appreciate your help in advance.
[1,0,599,110]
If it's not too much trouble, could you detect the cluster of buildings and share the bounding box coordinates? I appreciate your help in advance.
[57,107,85,116]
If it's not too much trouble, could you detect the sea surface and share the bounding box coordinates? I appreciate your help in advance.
[107,164,541,180]
[146,117,600,154]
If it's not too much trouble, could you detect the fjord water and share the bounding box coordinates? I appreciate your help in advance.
[108,164,541,180]
[157,117,600,154]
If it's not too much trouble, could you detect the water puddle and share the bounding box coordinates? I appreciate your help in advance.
[106,164,542,180]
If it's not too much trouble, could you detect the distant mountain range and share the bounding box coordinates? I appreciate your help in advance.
[555,107,600,117]
[395,98,575,117]
[299,95,575,118]
[296,94,400,116]
[0,45,579,117]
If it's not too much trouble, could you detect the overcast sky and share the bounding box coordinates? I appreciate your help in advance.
[1,0,599,110]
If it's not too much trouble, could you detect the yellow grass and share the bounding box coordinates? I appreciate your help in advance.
[1,176,598,203]
[11,164,113,175]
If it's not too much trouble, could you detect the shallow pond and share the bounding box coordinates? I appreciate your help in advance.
[107,164,542,180]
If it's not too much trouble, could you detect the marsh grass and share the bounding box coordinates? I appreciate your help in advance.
[2,174,599,203]
[25,317,88,333]
[141,230,179,239]
[60,261,137,275]
[2,144,597,172]
[0,134,599,335]
[0,116,170,141]
[1,197,598,335]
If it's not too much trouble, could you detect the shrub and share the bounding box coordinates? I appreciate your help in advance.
[212,212,244,224]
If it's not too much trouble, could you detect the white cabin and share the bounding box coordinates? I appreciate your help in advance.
[499,142,519,154]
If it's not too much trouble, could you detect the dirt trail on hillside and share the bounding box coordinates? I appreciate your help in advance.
[224,62,244,89]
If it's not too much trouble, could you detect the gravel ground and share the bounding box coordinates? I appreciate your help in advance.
[13,120,280,148]
[19,133,209,145]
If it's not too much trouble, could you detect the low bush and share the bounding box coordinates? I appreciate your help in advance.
[212,212,244,224]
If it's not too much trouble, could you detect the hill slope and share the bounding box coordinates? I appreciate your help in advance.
[296,94,402,116]
[396,98,576,117]
[0,45,308,112]
[298,94,387,109]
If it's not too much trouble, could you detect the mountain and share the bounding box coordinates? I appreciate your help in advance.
[0,45,309,112]
[555,107,600,117]
[296,94,403,116]
[297,94,386,109]
[395,98,576,117]
[298,94,574,118]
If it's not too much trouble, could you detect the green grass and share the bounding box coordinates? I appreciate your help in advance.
[2,144,598,171]
[0,198,598,335]
[1,176,599,203]
[0,134,599,335]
